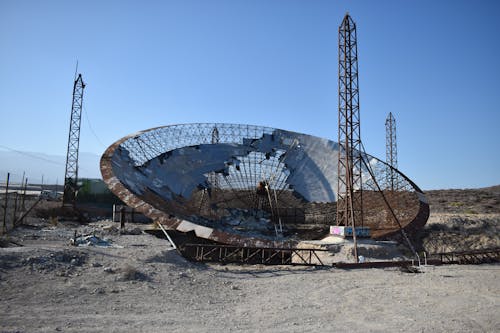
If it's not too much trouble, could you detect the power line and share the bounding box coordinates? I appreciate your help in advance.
[0,144,64,166]
[0,144,95,174]
[83,104,106,148]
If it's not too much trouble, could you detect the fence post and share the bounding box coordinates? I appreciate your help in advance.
[3,173,10,233]
[120,206,125,229]
[12,192,19,228]
[21,177,28,211]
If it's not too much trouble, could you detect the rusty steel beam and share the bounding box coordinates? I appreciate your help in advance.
[181,243,328,266]
[430,248,500,265]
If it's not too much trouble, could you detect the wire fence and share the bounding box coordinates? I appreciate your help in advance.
[0,172,49,235]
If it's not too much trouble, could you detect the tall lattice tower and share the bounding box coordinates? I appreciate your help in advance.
[63,74,85,207]
[385,112,398,191]
[337,14,363,247]
[210,126,220,189]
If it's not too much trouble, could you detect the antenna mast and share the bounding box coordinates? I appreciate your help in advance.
[385,112,398,191]
[337,14,363,261]
[63,74,85,207]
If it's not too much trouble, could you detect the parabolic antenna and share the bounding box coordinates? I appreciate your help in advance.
[101,123,429,247]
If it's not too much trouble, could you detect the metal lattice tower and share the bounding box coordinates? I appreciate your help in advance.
[63,74,85,207]
[337,14,364,244]
[385,112,398,191]
[211,126,220,144]
[210,126,220,189]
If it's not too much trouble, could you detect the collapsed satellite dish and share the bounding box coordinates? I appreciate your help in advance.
[101,123,429,247]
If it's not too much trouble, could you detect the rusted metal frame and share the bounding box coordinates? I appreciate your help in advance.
[311,250,325,266]
[222,247,245,263]
[219,172,256,210]
[263,152,290,228]
[262,248,281,264]
[282,250,293,265]
[337,14,363,262]
[200,246,219,261]
[431,248,500,265]
[63,74,85,207]
[291,249,309,265]
[272,169,292,203]
[263,176,278,232]
[243,248,263,263]
[359,152,419,261]
[183,244,328,266]
[195,245,201,261]
[290,249,324,266]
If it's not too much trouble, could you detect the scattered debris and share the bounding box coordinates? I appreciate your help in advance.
[71,235,113,247]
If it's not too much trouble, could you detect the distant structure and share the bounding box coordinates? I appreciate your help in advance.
[63,74,85,207]
[385,112,398,191]
[336,13,363,258]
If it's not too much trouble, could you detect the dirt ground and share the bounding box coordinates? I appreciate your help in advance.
[1,216,499,333]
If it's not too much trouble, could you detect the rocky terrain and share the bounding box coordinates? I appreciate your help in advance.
[0,186,498,332]
[418,185,500,253]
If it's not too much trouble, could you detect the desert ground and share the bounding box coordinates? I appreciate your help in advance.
[0,186,499,333]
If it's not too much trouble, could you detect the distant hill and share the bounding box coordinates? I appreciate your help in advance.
[425,186,500,214]
[0,150,101,184]
[481,185,500,195]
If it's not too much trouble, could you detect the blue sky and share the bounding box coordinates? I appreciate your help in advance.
[1,0,499,190]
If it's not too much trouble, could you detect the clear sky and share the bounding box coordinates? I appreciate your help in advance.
[1,0,499,190]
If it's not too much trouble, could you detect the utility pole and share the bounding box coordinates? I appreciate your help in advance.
[337,13,363,262]
[385,112,398,191]
[63,74,85,207]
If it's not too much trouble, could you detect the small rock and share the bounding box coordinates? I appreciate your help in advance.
[93,287,105,294]
[92,262,102,267]
[104,267,114,273]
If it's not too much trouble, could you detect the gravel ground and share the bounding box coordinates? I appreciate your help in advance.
[1,218,499,333]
